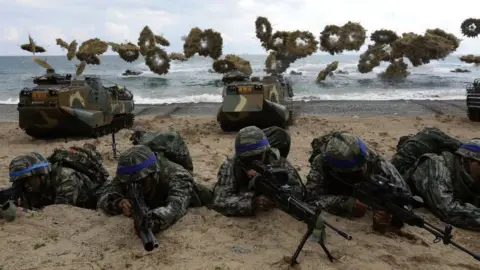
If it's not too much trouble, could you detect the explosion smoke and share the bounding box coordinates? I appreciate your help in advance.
[357,28,459,79]
[134,25,171,75]
[254,16,318,74]
[460,18,480,38]
[20,35,46,54]
[212,54,253,75]
[458,19,480,67]
[182,27,223,60]
[169,52,187,62]
[319,22,367,55]
[316,61,339,82]
[109,42,140,63]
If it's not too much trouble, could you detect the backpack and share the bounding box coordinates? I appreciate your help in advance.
[308,131,344,164]
[137,131,194,173]
[263,126,291,158]
[47,146,110,184]
[391,127,462,176]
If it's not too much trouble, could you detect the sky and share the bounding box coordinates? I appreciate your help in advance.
[1,0,480,56]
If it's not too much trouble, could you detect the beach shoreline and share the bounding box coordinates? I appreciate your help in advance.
[0,99,467,121]
[0,105,479,269]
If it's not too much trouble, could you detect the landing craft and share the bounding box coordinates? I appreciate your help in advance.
[217,71,294,131]
[17,68,135,138]
[466,79,480,122]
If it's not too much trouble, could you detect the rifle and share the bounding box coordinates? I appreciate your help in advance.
[344,174,480,262]
[112,132,118,159]
[0,186,20,205]
[127,182,159,251]
[251,160,352,265]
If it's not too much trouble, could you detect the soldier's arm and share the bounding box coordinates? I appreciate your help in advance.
[210,159,255,216]
[372,154,411,194]
[278,158,305,198]
[53,169,83,205]
[150,169,193,233]
[412,157,480,230]
[97,177,127,216]
[305,155,353,216]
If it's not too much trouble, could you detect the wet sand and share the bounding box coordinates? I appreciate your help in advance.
[0,100,479,270]
[0,99,467,121]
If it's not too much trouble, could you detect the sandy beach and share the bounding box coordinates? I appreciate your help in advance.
[0,100,479,270]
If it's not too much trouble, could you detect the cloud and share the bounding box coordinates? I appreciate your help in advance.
[1,0,480,56]
[2,26,20,42]
[104,22,130,40]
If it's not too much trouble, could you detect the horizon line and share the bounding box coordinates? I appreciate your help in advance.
[0,53,467,57]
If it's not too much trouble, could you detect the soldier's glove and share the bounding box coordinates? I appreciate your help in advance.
[372,211,393,233]
[0,200,18,222]
[311,214,327,244]
[344,197,368,217]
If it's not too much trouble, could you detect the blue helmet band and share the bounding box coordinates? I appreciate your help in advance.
[235,138,269,153]
[116,154,157,174]
[460,143,480,153]
[325,137,367,169]
[9,162,50,177]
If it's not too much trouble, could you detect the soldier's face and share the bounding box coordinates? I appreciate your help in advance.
[239,152,266,169]
[469,160,480,182]
[331,164,369,183]
[22,175,42,193]
[139,174,155,194]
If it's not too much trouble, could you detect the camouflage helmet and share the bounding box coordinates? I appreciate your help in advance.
[235,126,270,157]
[130,126,146,144]
[82,143,97,152]
[262,126,291,158]
[456,139,480,162]
[116,145,159,183]
[9,152,51,183]
[325,132,368,172]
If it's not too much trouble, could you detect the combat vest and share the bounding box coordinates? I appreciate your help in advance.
[155,154,212,206]
[47,147,110,184]
[391,127,462,176]
[137,131,194,174]
[263,126,291,158]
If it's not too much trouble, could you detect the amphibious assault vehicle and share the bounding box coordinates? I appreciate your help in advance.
[217,71,294,131]
[466,78,480,122]
[18,68,135,138]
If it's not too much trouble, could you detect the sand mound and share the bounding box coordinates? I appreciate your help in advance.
[0,114,479,270]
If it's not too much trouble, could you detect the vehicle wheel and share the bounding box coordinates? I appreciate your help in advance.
[286,110,294,126]
[271,93,278,103]
[467,108,480,122]
[220,121,237,132]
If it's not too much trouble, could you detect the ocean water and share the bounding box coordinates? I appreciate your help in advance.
[0,54,477,104]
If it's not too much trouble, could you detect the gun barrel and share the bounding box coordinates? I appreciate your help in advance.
[450,241,480,261]
[139,229,159,251]
[324,221,353,240]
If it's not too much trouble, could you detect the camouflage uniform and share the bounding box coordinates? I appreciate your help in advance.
[262,126,291,158]
[305,131,410,216]
[211,126,304,216]
[2,145,107,214]
[391,127,462,177]
[407,139,480,230]
[97,145,204,233]
[130,128,194,174]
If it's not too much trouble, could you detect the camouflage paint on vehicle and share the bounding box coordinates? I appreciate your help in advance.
[466,78,480,122]
[17,69,135,138]
[217,74,294,131]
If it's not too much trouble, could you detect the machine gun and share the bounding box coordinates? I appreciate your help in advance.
[127,182,159,251]
[111,132,118,159]
[251,160,352,265]
[345,175,480,262]
[0,186,20,205]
